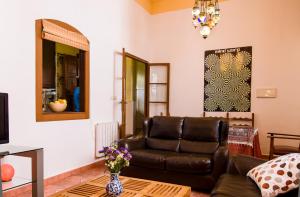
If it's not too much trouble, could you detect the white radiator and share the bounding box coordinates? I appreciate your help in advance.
[95,122,120,158]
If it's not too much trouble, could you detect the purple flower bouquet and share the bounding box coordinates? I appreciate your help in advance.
[100,145,132,173]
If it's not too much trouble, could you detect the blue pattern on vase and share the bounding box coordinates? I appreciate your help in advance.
[106,173,123,196]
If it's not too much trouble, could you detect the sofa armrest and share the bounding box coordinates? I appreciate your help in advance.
[118,137,146,151]
[212,145,229,180]
[227,155,266,176]
[143,118,152,137]
[220,121,229,146]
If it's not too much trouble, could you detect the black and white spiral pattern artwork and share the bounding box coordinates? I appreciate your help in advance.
[204,46,252,112]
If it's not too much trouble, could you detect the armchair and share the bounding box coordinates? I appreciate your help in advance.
[211,155,299,197]
[267,132,300,159]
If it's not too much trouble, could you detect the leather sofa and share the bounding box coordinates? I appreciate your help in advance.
[118,116,229,191]
[211,155,299,197]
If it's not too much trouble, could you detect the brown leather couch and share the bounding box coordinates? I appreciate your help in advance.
[118,116,229,191]
[211,155,299,197]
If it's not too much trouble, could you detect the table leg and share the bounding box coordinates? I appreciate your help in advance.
[32,149,44,197]
[0,158,2,197]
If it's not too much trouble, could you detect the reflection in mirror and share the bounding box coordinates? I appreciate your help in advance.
[42,40,84,113]
[125,57,146,136]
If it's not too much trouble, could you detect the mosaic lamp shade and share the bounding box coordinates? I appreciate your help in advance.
[192,0,221,38]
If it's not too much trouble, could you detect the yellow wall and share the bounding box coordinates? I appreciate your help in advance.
[135,0,226,15]
[151,0,194,14]
[56,43,79,56]
[125,57,146,102]
[135,0,153,13]
[136,61,146,90]
[126,57,135,101]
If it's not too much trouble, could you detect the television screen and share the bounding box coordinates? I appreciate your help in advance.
[0,93,9,144]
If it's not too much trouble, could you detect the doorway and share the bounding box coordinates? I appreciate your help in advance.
[114,49,170,139]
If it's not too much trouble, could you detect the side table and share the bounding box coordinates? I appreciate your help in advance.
[0,145,44,197]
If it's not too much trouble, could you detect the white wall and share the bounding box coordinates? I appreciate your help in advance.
[148,0,300,154]
[0,0,152,178]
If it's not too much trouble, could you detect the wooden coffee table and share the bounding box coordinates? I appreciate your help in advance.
[51,174,191,197]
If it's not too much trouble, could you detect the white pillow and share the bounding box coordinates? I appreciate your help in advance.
[247,153,300,197]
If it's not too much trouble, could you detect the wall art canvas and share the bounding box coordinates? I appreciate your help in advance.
[204,46,252,112]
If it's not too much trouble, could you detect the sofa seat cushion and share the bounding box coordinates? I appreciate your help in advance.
[165,153,212,174]
[146,138,179,152]
[211,174,261,197]
[130,149,176,170]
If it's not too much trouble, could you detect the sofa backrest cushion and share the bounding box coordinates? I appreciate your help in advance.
[182,117,220,142]
[149,116,184,139]
[180,140,219,154]
[146,138,179,152]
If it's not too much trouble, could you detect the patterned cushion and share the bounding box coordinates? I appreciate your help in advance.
[247,153,300,197]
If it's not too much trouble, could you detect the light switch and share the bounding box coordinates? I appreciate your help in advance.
[256,88,277,98]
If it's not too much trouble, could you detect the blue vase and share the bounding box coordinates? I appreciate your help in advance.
[73,87,80,112]
[106,173,123,196]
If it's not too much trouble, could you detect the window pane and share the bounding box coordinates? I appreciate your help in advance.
[150,66,168,83]
[149,103,167,117]
[149,84,167,102]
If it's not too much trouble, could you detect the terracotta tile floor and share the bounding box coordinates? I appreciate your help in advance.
[5,165,209,197]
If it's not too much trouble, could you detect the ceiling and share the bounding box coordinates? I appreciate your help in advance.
[135,0,226,15]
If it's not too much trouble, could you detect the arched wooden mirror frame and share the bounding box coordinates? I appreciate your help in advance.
[35,19,90,122]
